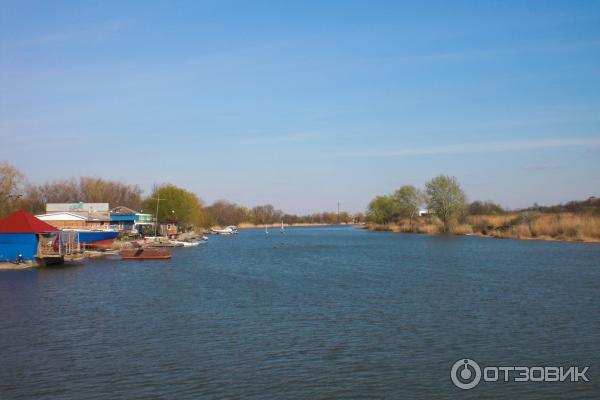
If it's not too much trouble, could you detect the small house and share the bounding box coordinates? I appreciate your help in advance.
[110,206,138,231]
[159,219,178,238]
[135,213,154,230]
[110,206,154,233]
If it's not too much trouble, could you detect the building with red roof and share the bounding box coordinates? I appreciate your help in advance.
[0,210,60,263]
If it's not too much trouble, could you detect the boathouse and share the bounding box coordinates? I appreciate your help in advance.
[0,210,60,263]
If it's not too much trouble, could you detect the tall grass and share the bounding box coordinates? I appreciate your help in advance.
[527,213,600,241]
[450,224,473,235]
[367,212,600,242]
[468,214,520,232]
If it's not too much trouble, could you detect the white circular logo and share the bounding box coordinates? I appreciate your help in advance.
[451,358,481,390]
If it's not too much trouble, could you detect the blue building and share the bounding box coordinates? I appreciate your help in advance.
[110,206,138,231]
[0,210,60,263]
[110,206,154,233]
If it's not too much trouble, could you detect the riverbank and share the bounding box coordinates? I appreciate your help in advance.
[0,261,35,270]
[367,212,600,243]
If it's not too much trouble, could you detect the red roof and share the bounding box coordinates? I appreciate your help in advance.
[0,210,59,233]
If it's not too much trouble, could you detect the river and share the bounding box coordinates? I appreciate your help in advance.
[1,226,599,399]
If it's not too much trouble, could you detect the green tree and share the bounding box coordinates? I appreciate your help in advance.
[392,185,423,224]
[367,195,397,224]
[143,184,204,231]
[425,175,467,232]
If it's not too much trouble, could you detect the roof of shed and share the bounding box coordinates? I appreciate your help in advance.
[0,210,59,233]
[110,206,138,215]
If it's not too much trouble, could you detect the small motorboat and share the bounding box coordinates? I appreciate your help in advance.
[170,240,200,247]
[210,226,238,235]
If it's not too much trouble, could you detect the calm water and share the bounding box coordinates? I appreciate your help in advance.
[1,226,599,399]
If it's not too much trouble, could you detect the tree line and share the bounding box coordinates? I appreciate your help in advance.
[1,162,144,218]
[0,162,355,229]
[203,200,354,227]
[366,175,505,232]
[3,162,595,232]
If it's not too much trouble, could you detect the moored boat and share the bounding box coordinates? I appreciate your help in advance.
[170,240,201,247]
[210,226,238,235]
[120,247,172,260]
[63,229,119,249]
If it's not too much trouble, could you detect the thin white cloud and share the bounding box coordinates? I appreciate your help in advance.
[522,163,564,171]
[235,132,313,145]
[337,137,600,158]
[393,38,600,65]
[15,20,130,47]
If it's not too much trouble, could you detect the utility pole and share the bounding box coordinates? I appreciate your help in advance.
[153,196,165,237]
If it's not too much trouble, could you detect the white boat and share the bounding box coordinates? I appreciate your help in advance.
[211,225,239,235]
[280,221,285,233]
[265,224,269,235]
[211,227,233,235]
[170,240,200,247]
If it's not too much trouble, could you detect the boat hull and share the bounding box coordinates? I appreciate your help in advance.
[121,248,172,260]
[66,230,119,249]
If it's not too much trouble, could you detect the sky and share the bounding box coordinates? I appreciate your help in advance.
[1,1,599,214]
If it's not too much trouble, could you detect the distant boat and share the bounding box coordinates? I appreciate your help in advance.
[211,228,231,235]
[281,221,285,233]
[210,226,238,235]
[63,229,119,249]
[265,224,269,235]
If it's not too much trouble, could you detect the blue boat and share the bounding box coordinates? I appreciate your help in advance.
[64,229,119,249]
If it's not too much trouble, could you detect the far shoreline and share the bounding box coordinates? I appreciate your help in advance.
[365,222,600,244]
[234,222,355,230]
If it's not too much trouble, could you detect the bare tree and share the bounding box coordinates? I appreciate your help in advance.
[0,162,26,217]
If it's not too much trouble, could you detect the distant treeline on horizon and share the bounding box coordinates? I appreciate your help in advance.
[0,162,353,227]
[1,162,597,230]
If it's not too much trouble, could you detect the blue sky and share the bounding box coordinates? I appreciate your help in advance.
[1,1,599,214]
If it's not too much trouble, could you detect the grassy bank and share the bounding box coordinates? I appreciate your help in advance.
[367,212,600,243]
